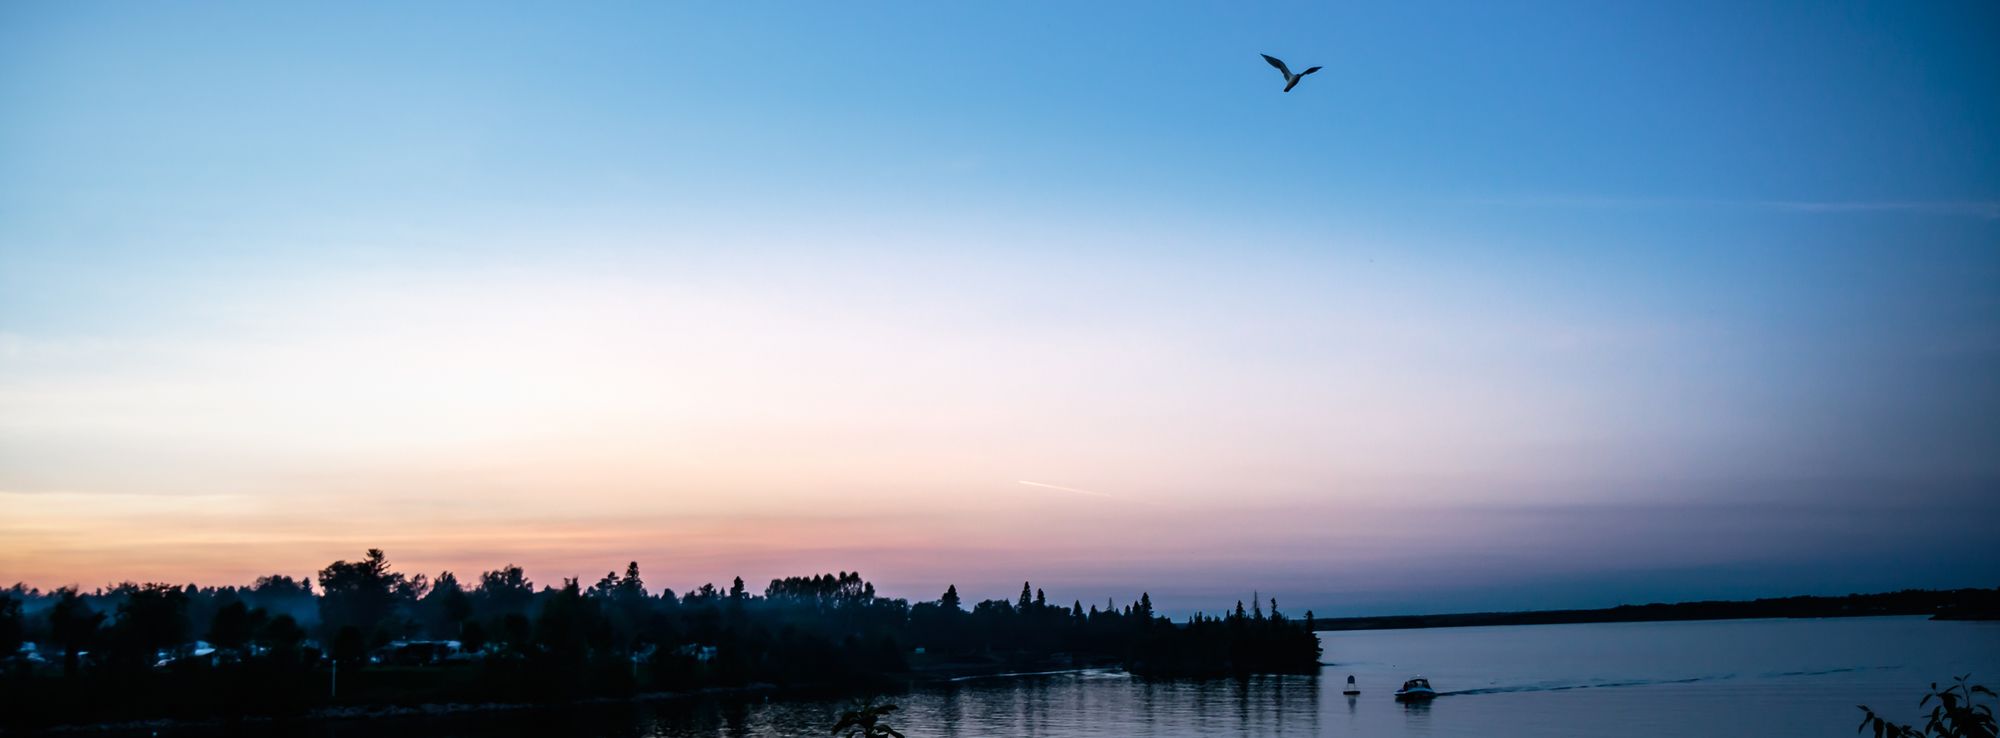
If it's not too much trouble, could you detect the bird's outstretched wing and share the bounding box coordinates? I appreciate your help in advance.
[1300,66,1323,76]
[1262,54,1292,77]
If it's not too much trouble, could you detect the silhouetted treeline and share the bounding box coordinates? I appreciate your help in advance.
[1125,597,1324,677]
[1311,587,2000,631]
[0,550,1319,730]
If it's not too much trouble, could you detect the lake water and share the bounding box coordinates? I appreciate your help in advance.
[170,616,2000,737]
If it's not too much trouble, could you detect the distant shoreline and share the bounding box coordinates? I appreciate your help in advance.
[1311,587,1999,632]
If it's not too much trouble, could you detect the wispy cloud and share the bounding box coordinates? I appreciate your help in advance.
[1469,195,2000,219]
[1017,480,1116,499]
[1756,200,2000,218]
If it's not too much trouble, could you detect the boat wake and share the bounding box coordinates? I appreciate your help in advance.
[1436,666,1887,697]
[1762,666,1866,678]
[1438,675,1725,696]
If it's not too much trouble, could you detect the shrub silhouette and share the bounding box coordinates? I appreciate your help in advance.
[1859,675,1997,738]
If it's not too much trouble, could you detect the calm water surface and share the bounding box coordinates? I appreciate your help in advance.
[172,616,2000,737]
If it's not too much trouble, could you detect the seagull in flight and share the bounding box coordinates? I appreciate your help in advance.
[1261,53,1322,93]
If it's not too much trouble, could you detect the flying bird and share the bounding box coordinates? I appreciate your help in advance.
[1261,53,1322,93]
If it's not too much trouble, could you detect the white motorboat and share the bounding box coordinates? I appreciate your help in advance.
[1393,676,1437,701]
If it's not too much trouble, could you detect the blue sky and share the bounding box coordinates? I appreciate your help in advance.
[1,2,1996,615]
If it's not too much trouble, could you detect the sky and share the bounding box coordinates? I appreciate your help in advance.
[2,1,1997,617]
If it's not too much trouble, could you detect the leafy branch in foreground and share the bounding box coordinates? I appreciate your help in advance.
[832,700,904,738]
[1858,675,1996,738]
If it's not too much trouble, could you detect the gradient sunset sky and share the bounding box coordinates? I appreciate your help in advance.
[3,2,1997,616]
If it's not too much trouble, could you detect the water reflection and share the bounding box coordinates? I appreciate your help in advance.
[719,700,749,738]
[903,672,1323,737]
[934,685,963,738]
[1400,696,1434,736]
[217,673,1326,738]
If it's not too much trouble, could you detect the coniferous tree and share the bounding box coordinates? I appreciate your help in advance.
[317,549,405,642]
[619,562,645,599]
[592,571,622,597]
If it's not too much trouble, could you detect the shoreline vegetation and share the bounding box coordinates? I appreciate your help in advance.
[0,549,1320,733]
[26,666,1140,737]
[1311,587,2000,632]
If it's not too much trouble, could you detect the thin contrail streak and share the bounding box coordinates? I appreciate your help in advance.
[1017,480,1115,499]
